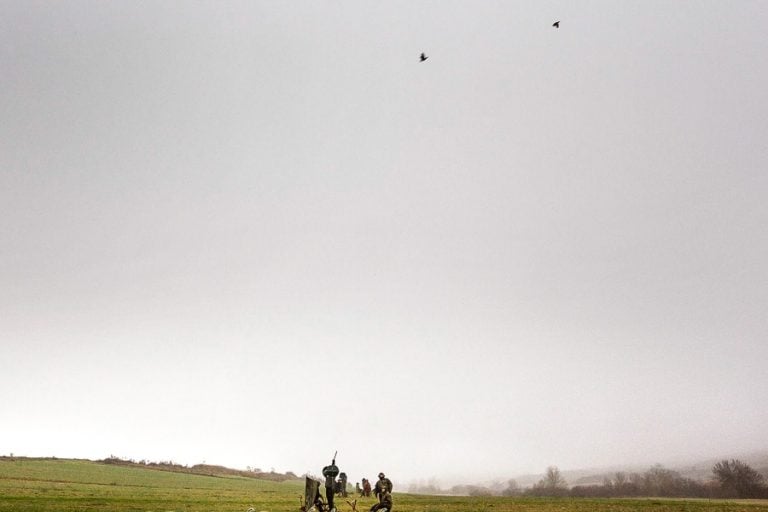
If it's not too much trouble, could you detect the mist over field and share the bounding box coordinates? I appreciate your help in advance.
[2,1,766,487]
[405,451,768,493]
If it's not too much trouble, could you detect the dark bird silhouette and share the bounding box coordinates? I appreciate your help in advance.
[552,21,560,28]
[420,52,428,62]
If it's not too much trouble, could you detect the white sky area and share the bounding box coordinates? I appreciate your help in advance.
[1,0,767,488]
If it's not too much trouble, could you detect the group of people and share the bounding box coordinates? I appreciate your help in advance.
[321,459,393,512]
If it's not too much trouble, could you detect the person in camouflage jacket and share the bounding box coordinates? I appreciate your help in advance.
[374,473,392,502]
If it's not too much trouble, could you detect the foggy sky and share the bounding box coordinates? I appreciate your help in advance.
[1,1,767,486]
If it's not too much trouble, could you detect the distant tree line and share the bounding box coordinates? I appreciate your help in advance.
[569,464,713,498]
[568,460,766,499]
[408,460,768,499]
[99,456,300,481]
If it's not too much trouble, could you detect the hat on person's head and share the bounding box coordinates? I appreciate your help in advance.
[378,473,385,478]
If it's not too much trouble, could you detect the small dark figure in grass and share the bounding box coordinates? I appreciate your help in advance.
[362,478,372,498]
[336,472,348,497]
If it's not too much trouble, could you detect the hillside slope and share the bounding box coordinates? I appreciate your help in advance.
[0,457,304,512]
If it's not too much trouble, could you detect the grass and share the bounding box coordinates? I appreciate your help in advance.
[2,458,768,512]
[0,458,302,512]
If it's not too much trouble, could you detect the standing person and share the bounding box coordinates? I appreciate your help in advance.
[374,473,392,502]
[362,478,372,497]
[322,457,340,511]
[338,472,348,497]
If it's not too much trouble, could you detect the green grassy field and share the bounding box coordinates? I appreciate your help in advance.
[2,458,767,512]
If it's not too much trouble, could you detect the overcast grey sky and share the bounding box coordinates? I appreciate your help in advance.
[2,0,767,487]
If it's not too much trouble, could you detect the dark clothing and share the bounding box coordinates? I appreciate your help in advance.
[362,479,372,497]
[338,473,348,497]
[369,493,392,512]
[322,463,340,510]
[374,478,393,501]
[323,464,340,488]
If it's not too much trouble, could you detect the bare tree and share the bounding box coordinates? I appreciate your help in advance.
[531,466,568,497]
[713,459,766,498]
[643,464,679,496]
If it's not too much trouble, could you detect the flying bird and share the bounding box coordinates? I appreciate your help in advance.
[420,52,428,62]
[552,21,560,28]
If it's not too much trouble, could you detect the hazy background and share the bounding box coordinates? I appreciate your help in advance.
[2,0,767,486]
